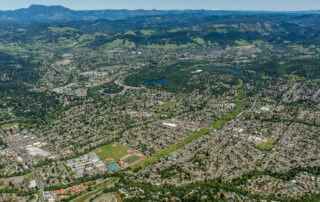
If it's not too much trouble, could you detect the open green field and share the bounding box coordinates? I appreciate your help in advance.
[235,40,250,46]
[285,74,306,82]
[72,190,99,202]
[1,123,18,129]
[123,155,142,164]
[94,144,134,162]
[24,173,35,179]
[0,184,9,191]
[49,26,78,32]
[255,138,276,152]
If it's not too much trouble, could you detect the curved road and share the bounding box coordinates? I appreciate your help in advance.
[114,79,141,95]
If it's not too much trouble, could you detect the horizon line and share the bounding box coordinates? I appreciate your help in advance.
[0,4,319,12]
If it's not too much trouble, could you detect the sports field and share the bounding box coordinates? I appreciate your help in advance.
[94,143,134,162]
[123,155,141,164]
[120,153,144,166]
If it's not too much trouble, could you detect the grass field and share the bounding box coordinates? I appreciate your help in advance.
[123,155,142,164]
[72,177,119,202]
[140,30,154,36]
[0,184,9,191]
[103,39,135,48]
[255,138,276,152]
[24,173,35,179]
[72,189,99,202]
[94,144,133,162]
[1,123,18,129]
[49,26,78,32]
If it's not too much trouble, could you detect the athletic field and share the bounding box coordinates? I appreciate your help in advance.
[94,143,133,162]
[119,153,144,167]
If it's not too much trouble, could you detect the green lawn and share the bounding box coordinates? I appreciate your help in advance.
[255,138,276,152]
[140,30,154,36]
[235,40,250,46]
[24,173,35,179]
[94,144,133,161]
[49,26,78,32]
[1,123,18,129]
[0,184,9,190]
[72,190,99,202]
[123,155,142,164]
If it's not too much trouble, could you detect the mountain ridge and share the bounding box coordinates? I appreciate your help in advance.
[0,4,319,23]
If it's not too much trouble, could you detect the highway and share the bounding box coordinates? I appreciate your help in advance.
[0,128,45,202]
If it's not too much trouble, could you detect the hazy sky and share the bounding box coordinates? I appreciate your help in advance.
[1,0,320,11]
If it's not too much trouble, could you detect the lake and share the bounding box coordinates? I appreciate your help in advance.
[142,78,167,85]
[197,66,260,78]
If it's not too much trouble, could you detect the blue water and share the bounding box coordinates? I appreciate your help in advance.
[197,66,260,78]
[142,78,167,85]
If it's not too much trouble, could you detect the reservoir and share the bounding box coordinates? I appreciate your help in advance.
[142,78,167,85]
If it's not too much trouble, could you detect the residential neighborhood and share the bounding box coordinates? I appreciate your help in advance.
[0,4,320,201]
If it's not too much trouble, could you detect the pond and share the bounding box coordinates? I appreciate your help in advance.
[197,66,260,78]
[142,78,167,85]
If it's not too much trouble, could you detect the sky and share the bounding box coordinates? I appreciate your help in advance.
[1,0,320,11]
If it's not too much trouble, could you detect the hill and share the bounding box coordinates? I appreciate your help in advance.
[0,4,320,23]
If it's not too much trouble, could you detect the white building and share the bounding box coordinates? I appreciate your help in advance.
[29,180,37,188]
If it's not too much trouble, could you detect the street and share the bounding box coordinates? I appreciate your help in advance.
[0,129,45,202]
